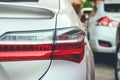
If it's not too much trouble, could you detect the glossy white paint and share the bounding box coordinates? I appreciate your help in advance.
[0,0,94,80]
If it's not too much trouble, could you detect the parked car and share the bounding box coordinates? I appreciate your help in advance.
[88,0,120,53]
[0,0,95,80]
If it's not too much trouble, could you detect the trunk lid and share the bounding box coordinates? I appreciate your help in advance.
[0,0,60,80]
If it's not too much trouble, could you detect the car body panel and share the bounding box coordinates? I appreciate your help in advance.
[0,0,94,80]
[88,1,120,53]
[0,60,86,80]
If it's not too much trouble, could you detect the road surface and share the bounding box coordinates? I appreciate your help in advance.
[94,53,115,80]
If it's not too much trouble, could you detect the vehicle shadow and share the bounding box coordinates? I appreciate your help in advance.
[94,53,116,67]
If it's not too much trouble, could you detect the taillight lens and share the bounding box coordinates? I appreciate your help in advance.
[57,29,85,40]
[0,28,86,63]
[96,16,118,27]
[54,40,86,63]
[0,30,53,41]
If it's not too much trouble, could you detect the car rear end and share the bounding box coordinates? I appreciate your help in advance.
[88,1,120,53]
[0,0,94,80]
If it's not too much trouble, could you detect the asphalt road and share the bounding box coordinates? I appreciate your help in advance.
[94,53,115,80]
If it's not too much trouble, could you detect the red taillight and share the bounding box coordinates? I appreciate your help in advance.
[0,40,85,63]
[97,16,117,26]
[99,40,112,47]
[54,40,86,63]
[99,43,109,47]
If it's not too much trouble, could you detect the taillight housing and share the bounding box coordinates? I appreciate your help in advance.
[0,27,86,63]
[96,16,118,27]
[54,40,86,63]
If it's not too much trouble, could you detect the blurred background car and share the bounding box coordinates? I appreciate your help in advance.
[0,0,95,80]
[88,0,120,54]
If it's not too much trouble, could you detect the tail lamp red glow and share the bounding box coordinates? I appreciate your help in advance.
[99,43,109,47]
[0,41,85,63]
[97,16,117,26]
[0,29,86,63]
[99,40,112,47]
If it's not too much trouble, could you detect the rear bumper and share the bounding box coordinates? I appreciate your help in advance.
[89,26,117,53]
[0,59,87,80]
[90,39,116,53]
[43,60,87,80]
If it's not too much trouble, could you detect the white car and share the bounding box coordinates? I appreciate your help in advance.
[0,0,95,80]
[88,0,120,53]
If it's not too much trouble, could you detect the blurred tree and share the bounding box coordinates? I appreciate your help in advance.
[83,0,94,8]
